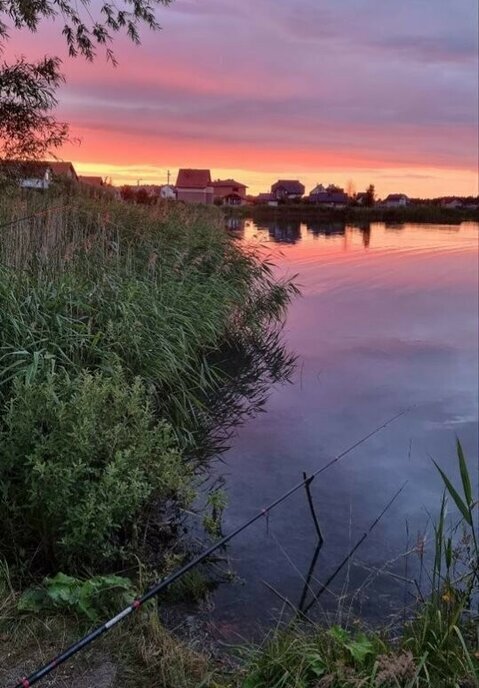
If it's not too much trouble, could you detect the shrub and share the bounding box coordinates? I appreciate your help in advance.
[0,368,192,571]
[18,572,136,622]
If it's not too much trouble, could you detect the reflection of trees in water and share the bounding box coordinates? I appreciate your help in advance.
[307,222,345,237]
[266,219,302,244]
[362,224,371,247]
[307,222,372,247]
[192,325,295,460]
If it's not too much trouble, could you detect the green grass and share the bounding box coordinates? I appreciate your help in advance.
[1,442,477,687]
[0,192,297,576]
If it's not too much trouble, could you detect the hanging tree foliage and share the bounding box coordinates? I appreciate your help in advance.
[0,0,172,160]
[0,55,69,160]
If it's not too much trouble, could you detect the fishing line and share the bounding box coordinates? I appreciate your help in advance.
[13,408,411,688]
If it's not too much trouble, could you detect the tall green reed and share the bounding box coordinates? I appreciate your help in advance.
[0,194,297,573]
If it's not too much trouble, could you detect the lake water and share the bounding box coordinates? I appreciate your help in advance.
[208,219,478,639]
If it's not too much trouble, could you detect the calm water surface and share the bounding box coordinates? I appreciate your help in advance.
[210,220,478,638]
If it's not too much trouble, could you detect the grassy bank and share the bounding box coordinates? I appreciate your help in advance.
[1,444,477,687]
[0,193,296,578]
[227,203,478,225]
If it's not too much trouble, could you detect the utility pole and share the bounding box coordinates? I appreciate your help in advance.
[167,170,171,185]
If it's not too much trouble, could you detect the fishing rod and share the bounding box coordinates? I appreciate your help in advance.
[13,408,410,688]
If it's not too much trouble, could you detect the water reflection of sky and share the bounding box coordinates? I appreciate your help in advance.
[210,221,478,639]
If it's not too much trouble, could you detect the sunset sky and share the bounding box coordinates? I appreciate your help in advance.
[7,0,479,196]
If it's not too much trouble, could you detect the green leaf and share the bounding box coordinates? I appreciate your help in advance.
[456,438,473,507]
[307,653,326,677]
[17,587,47,613]
[345,634,375,665]
[445,537,453,569]
[432,461,472,526]
[328,625,350,645]
[242,674,260,688]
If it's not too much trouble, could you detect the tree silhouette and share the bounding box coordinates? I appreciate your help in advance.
[364,184,375,207]
[0,0,172,159]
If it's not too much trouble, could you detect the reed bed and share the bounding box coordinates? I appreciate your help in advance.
[0,193,297,573]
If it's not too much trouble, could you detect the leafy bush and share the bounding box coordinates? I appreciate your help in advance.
[18,572,136,622]
[0,198,296,458]
[0,368,191,570]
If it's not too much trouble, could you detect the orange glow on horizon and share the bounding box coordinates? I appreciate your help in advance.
[11,1,475,200]
[70,157,478,199]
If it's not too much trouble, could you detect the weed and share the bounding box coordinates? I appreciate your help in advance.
[17,572,136,622]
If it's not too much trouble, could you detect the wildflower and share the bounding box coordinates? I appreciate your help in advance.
[441,589,453,604]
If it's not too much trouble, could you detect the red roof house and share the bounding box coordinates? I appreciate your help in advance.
[48,161,78,181]
[79,176,104,187]
[176,169,214,204]
[211,179,248,205]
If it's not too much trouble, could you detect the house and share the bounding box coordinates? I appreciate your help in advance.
[138,184,176,200]
[271,179,305,201]
[0,160,78,189]
[211,179,247,205]
[355,192,368,205]
[256,192,278,207]
[309,184,328,196]
[159,184,177,200]
[439,197,463,209]
[79,175,119,198]
[309,190,349,207]
[48,161,78,181]
[175,169,214,204]
[383,193,409,207]
[79,175,104,187]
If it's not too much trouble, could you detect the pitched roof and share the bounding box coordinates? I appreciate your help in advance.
[0,159,77,180]
[48,161,78,179]
[0,160,50,178]
[257,193,275,201]
[211,179,247,188]
[79,175,104,186]
[385,193,408,201]
[176,169,212,189]
[271,179,305,194]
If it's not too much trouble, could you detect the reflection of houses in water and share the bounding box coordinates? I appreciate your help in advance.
[236,218,374,247]
[306,222,345,237]
[225,216,245,236]
[306,222,372,248]
[266,219,302,243]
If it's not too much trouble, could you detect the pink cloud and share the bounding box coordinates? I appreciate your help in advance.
[3,0,477,195]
